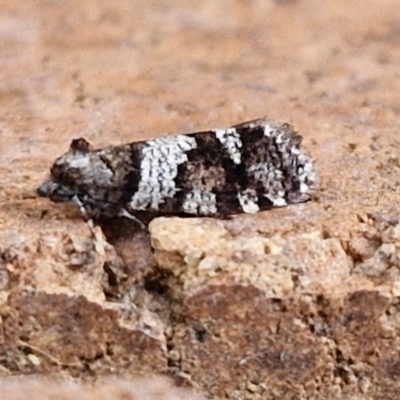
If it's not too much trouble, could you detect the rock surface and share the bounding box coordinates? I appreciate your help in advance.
[0,376,205,400]
[1,0,400,399]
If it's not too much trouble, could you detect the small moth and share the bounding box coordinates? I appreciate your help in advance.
[37,118,315,220]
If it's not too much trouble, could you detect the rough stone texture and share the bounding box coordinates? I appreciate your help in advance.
[1,0,400,399]
[149,217,384,399]
[0,376,205,400]
[0,215,167,377]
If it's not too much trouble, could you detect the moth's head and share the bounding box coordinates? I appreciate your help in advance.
[37,138,101,202]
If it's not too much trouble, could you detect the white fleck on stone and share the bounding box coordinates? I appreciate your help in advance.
[214,128,242,164]
[182,190,218,215]
[27,354,41,366]
[130,135,197,211]
[238,190,260,213]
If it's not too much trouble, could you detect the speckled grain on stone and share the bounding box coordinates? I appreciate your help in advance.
[150,217,354,296]
[0,376,205,400]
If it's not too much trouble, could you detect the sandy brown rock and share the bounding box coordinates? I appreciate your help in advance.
[150,217,353,297]
[2,0,400,398]
[0,213,166,377]
[149,213,400,399]
[0,376,205,400]
[148,218,356,399]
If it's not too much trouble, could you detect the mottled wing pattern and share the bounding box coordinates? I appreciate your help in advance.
[37,117,315,219]
[125,118,314,216]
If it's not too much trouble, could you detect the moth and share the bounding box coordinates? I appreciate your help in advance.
[37,118,315,220]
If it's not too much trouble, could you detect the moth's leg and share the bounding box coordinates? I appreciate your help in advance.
[118,208,148,231]
[72,195,97,235]
[72,196,111,248]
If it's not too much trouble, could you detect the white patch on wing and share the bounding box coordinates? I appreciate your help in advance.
[130,135,197,211]
[237,190,259,213]
[263,122,279,137]
[57,152,91,169]
[248,162,278,182]
[247,163,287,206]
[296,154,315,194]
[214,128,242,164]
[182,190,217,215]
[266,195,286,207]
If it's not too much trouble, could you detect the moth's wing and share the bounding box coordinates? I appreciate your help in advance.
[126,120,312,217]
[199,119,309,211]
[174,129,244,215]
[126,129,246,216]
[231,117,269,130]
[155,126,285,216]
[232,117,303,146]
